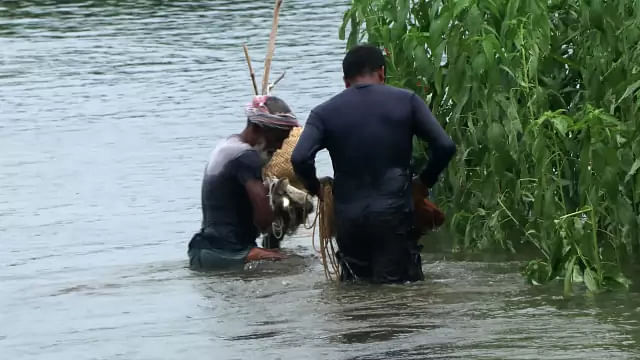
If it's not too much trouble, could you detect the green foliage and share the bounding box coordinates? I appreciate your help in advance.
[341,0,640,294]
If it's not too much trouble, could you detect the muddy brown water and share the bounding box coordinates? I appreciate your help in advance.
[2,1,640,359]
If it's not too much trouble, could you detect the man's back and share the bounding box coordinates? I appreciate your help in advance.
[294,84,453,217]
[291,44,455,283]
[315,84,413,175]
[199,136,262,250]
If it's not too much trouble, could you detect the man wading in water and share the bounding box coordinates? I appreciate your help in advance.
[188,96,299,270]
[291,45,456,283]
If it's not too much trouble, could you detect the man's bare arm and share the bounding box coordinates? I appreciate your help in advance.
[245,179,275,232]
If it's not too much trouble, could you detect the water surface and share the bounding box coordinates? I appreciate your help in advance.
[2,1,640,359]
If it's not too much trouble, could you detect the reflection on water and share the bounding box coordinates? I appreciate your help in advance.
[1,1,640,359]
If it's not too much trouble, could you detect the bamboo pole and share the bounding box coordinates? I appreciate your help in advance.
[261,0,283,95]
[242,44,259,96]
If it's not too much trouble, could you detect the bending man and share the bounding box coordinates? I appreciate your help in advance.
[291,45,456,283]
[188,96,299,270]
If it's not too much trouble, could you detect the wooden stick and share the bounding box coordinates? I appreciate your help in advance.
[242,44,259,96]
[272,71,286,87]
[267,71,286,94]
[262,0,283,95]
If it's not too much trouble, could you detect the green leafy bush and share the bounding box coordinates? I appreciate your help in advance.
[340,0,640,294]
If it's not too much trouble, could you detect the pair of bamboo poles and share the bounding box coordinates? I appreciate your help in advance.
[244,1,341,281]
[242,0,285,96]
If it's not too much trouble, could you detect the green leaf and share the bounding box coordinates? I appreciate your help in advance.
[347,10,359,49]
[617,197,634,225]
[572,263,584,283]
[465,5,483,33]
[434,63,444,94]
[602,166,619,202]
[524,259,551,285]
[429,14,450,51]
[564,255,577,297]
[625,159,640,183]
[505,0,521,21]
[453,0,471,18]
[488,122,506,150]
[499,65,526,87]
[381,26,391,45]
[338,9,351,40]
[550,115,570,135]
[464,216,474,248]
[397,0,410,22]
[532,134,546,164]
[413,44,429,75]
[482,35,498,61]
[584,268,599,292]
[471,53,486,74]
[612,273,631,289]
[482,0,501,18]
[391,20,406,41]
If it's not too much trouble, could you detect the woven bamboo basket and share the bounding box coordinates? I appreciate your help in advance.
[264,126,305,189]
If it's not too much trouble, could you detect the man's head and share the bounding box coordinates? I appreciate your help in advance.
[244,95,298,162]
[342,45,386,88]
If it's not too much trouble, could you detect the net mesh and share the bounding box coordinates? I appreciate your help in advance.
[263,126,305,189]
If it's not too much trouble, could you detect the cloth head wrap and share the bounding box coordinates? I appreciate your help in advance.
[245,95,299,129]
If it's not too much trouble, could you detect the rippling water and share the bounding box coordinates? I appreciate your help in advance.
[2,1,640,359]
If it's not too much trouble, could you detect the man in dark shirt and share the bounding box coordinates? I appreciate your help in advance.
[291,45,456,283]
[188,96,299,270]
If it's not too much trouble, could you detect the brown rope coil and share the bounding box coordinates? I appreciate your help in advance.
[311,181,340,281]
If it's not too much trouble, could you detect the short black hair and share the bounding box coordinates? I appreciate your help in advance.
[342,45,385,80]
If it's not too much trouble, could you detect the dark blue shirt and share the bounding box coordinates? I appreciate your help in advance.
[194,135,263,251]
[291,84,455,217]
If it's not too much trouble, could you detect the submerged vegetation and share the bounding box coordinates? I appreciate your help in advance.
[340,0,640,294]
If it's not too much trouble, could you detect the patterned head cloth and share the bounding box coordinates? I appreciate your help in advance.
[245,95,299,129]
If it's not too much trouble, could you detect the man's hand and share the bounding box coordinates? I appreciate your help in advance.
[317,177,333,202]
[412,176,429,199]
[246,247,288,262]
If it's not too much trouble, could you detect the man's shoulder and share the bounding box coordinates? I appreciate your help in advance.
[206,136,259,175]
[216,135,251,151]
[222,138,260,166]
[233,147,261,166]
[310,90,345,115]
[385,84,415,96]
[317,85,414,105]
[310,85,415,118]
[309,88,355,117]
[217,136,257,157]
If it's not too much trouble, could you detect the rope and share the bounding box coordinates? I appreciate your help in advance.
[267,178,285,239]
[303,193,315,230]
[271,217,284,239]
[311,181,340,281]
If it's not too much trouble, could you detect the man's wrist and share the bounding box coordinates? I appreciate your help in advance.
[308,178,321,197]
[412,175,428,197]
